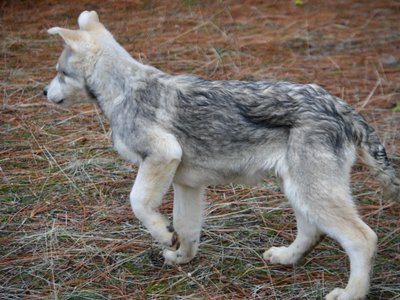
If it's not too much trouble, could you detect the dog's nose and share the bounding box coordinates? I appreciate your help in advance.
[43,88,48,97]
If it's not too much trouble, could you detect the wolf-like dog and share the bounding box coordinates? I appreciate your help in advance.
[44,11,399,300]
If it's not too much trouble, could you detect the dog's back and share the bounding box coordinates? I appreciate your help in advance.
[160,75,400,200]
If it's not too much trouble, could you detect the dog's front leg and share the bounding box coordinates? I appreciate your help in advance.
[163,183,205,265]
[130,157,180,249]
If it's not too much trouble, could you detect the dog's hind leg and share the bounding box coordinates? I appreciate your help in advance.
[315,203,377,300]
[320,210,377,300]
[163,183,205,264]
[268,144,377,300]
[263,208,324,265]
[280,181,376,299]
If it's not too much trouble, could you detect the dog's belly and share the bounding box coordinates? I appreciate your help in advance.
[173,153,285,187]
[173,165,264,187]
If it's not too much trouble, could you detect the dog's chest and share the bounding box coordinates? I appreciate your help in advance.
[113,135,142,164]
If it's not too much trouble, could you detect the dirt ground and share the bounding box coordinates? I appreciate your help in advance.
[1,0,399,299]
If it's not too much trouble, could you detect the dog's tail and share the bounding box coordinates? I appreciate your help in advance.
[353,113,400,202]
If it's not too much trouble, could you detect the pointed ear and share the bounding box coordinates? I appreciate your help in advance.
[48,27,88,50]
[78,11,103,31]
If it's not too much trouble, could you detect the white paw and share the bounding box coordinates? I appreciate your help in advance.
[263,246,297,265]
[325,288,348,300]
[163,248,194,265]
[325,288,365,300]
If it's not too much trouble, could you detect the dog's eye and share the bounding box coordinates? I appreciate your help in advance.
[60,70,69,77]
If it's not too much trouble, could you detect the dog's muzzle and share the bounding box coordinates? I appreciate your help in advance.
[43,87,64,104]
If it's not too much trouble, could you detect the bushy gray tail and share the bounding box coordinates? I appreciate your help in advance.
[355,117,400,202]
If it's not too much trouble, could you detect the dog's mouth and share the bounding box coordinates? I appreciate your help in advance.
[54,99,65,105]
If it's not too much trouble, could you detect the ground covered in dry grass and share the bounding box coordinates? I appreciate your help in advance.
[1,0,399,299]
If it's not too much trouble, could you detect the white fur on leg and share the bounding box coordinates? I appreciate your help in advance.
[279,166,375,300]
[162,183,204,264]
[263,246,298,265]
[322,219,377,300]
[163,247,196,265]
[264,209,321,265]
[325,288,351,300]
[325,287,368,300]
[129,133,182,248]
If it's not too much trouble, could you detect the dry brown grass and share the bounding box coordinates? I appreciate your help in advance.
[1,0,399,299]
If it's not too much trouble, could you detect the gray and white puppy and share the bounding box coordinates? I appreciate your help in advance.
[44,11,399,300]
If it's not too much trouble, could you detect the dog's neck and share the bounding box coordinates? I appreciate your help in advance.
[86,54,161,120]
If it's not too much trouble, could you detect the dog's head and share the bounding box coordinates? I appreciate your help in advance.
[44,11,108,106]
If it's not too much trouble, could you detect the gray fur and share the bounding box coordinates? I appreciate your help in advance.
[45,11,399,300]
